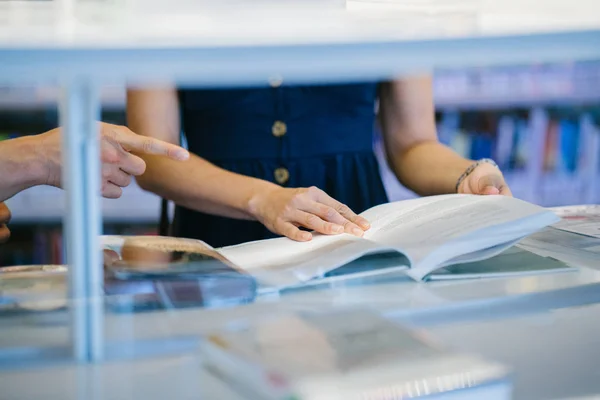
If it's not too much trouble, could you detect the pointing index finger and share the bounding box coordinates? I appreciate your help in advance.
[110,127,189,161]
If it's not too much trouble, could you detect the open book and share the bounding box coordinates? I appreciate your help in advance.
[217,194,564,288]
[101,194,568,291]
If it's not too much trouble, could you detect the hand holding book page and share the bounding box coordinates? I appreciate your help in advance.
[219,194,560,287]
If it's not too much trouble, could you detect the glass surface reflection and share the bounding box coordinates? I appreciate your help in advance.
[0,236,258,316]
[103,236,257,312]
[0,266,68,312]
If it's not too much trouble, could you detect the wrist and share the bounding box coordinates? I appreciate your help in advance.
[37,129,62,187]
[9,135,48,188]
[456,158,499,193]
[245,180,281,220]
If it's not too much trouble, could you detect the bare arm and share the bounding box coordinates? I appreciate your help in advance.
[0,123,188,203]
[0,136,47,202]
[127,87,276,220]
[0,122,188,244]
[127,88,369,241]
[379,75,473,196]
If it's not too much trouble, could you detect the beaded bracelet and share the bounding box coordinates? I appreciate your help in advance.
[455,158,499,193]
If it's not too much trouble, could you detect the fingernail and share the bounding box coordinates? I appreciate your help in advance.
[176,150,190,160]
[332,225,344,234]
[483,187,500,195]
[351,227,364,237]
[301,232,312,241]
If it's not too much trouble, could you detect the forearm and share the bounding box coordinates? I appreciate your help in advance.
[0,136,46,202]
[388,140,473,196]
[127,87,281,221]
[137,153,279,220]
[378,77,473,196]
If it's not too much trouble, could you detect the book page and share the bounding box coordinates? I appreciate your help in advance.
[220,233,364,271]
[361,194,559,278]
[220,235,395,288]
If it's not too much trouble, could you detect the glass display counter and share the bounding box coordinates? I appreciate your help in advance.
[1,1,600,399]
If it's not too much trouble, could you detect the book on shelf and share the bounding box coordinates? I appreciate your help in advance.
[103,194,572,291]
[199,308,512,400]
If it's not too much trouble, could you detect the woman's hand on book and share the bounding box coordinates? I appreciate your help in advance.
[458,162,513,196]
[0,202,10,243]
[248,186,371,242]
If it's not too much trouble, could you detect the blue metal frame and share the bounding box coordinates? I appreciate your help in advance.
[59,82,104,362]
[0,30,599,87]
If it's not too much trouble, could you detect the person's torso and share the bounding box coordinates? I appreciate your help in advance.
[178,82,379,161]
[174,82,389,247]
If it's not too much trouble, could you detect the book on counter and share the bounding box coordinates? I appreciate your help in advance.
[550,205,600,239]
[0,240,257,312]
[199,309,512,400]
[0,265,67,312]
[103,236,257,311]
[103,194,573,291]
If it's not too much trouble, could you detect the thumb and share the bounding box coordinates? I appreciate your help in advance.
[480,186,500,195]
[476,174,504,195]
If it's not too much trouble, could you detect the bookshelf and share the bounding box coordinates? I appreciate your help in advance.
[434,61,600,110]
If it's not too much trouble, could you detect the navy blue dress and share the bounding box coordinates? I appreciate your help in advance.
[174,82,389,248]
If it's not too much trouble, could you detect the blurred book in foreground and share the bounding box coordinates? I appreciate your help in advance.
[200,309,512,400]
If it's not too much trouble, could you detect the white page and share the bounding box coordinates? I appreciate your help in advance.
[361,194,559,280]
[363,194,545,255]
[221,235,396,288]
[220,233,368,271]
